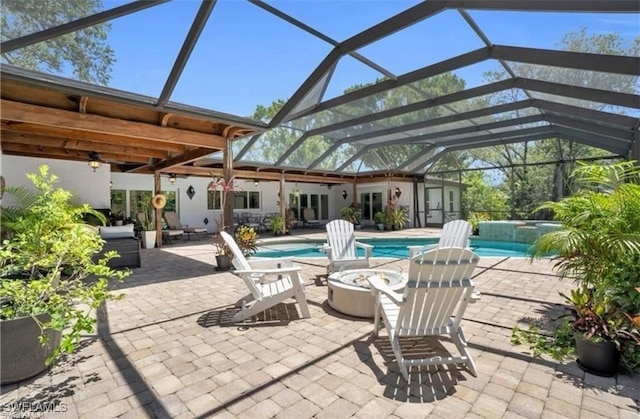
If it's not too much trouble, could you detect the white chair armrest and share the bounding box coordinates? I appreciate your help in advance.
[356,242,373,259]
[248,257,295,267]
[234,266,302,275]
[408,244,437,258]
[366,275,404,305]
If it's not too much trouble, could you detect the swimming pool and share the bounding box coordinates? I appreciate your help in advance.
[254,237,535,259]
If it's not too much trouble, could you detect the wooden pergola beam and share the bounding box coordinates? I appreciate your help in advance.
[1,143,150,164]
[1,131,170,159]
[1,99,227,149]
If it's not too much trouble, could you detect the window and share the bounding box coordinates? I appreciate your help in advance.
[449,190,455,212]
[130,190,153,219]
[211,191,260,210]
[110,189,126,217]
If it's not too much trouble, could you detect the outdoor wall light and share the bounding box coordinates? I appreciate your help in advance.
[342,190,348,200]
[88,151,102,172]
[254,179,260,186]
[327,184,332,190]
[395,187,402,199]
[168,173,177,185]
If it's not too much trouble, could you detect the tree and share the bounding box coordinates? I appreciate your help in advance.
[465,28,637,215]
[1,0,115,85]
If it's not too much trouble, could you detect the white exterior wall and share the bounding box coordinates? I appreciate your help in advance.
[1,155,110,209]
[1,155,463,230]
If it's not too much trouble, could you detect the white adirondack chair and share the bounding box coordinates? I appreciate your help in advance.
[367,247,480,381]
[220,231,310,322]
[324,219,373,274]
[408,219,471,258]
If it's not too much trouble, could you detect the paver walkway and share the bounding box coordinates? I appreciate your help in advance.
[2,229,638,418]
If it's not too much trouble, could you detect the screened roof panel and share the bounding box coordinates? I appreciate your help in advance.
[2,1,200,97]
[270,0,422,41]
[171,1,333,119]
[0,0,131,41]
[321,54,387,101]
[468,11,639,57]
[528,91,640,117]
[354,10,485,76]
[1,1,637,177]
[506,62,639,95]
[315,143,361,172]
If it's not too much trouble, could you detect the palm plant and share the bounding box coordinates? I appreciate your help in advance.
[514,161,640,373]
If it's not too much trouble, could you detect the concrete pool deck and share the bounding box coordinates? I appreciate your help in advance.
[1,227,638,418]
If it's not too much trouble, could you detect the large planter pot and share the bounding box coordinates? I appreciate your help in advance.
[1,313,62,385]
[575,336,620,377]
[215,255,231,271]
[377,224,385,231]
[141,231,156,249]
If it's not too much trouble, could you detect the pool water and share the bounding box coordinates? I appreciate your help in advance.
[254,237,534,259]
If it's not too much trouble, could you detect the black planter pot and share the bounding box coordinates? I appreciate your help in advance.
[575,336,620,377]
[215,255,231,271]
[1,313,62,385]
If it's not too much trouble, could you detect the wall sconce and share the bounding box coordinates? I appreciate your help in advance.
[88,151,102,172]
[327,184,332,190]
[342,190,348,200]
[395,187,402,199]
[254,179,259,187]
[168,173,177,185]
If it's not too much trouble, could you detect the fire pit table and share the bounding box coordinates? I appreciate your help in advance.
[327,269,406,318]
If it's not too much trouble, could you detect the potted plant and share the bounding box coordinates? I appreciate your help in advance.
[234,225,258,257]
[468,212,490,236]
[213,230,233,271]
[284,207,297,234]
[0,166,128,384]
[374,211,386,231]
[339,205,361,226]
[137,200,156,249]
[269,214,285,236]
[512,161,640,376]
[389,207,409,230]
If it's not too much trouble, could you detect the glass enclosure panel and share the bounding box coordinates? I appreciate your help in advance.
[505,62,639,95]
[282,135,336,168]
[2,1,199,96]
[314,143,360,171]
[272,0,421,41]
[239,128,305,165]
[468,11,638,56]
[172,1,332,118]
[528,91,640,117]
[356,10,484,75]
[1,0,131,41]
[322,54,388,101]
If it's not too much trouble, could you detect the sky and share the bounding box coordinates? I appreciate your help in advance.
[7,1,640,120]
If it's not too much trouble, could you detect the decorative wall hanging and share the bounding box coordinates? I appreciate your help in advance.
[203,217,209,225]
[395,187,402,199]
[342,190,348,200]
[186,186,196,200]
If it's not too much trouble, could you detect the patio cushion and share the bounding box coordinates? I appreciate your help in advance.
[100,224,135,239]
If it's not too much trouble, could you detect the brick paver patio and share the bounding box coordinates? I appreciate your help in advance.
[2,229,638,418]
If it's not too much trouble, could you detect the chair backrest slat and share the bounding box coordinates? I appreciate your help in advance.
[398,247,478,333]
[439,220,471,248]
[220,231,263,298]
[326,219,357,260]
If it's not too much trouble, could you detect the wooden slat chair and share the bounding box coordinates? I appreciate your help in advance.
[408,219,471,258]
[220,231,310,323]
[367,247,480,381]
[324,219,372,274]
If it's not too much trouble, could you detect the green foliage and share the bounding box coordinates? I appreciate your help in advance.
[374,211,386,225]
[467,212,490,232]
[516,161,640,372]
[339,206,361,224]
[1,0,115,85]
[234,225,258,257]
[389,207,410,229]
[0,166,128,364]
[462,171,510,219]
[268,214,285,234]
